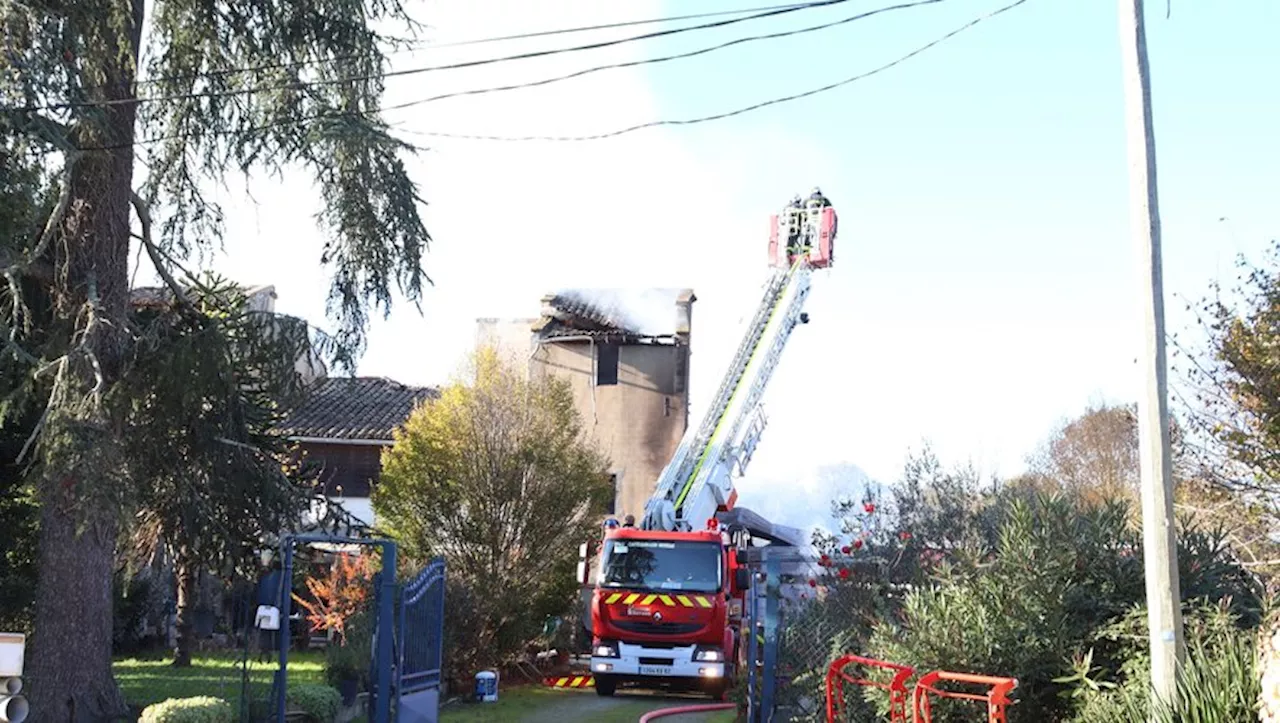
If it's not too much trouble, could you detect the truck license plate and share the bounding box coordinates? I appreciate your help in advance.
[639,665,672,676]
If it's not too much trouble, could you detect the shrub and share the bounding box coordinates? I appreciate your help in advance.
[1070,630,1259,722]
[139,696,233,723]
[859,487,1262,723]
[287,684,342,723]
[1067,600,1260,722]
[325,607,372,688]
[375,348,612,683]
[865,492,1144,722]
[292,552,375,645]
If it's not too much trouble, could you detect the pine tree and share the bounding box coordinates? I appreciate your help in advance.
[1,0,430,715]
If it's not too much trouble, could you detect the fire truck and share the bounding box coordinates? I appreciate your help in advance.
[578,190,838,698]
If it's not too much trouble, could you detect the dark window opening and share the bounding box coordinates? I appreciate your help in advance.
[597,343,619,386]
[674,346,688,394]
[604,473,618,514]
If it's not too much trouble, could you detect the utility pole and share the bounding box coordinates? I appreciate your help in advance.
[1117,0,1185,707]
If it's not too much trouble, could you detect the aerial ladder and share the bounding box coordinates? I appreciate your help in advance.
[640,190,837,533]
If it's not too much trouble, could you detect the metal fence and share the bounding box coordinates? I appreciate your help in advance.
[741,547,901,723]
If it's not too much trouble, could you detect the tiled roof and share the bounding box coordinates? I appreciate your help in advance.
[276,377,438,441]
[131,284,278,312]
[534,288,694,341]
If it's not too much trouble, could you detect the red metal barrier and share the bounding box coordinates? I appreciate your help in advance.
[911,670,1018,723]
[825,655,915,723]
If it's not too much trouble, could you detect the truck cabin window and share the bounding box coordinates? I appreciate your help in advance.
[599,539,722,593]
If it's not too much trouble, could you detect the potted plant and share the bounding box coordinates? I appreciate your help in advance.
[325,608,372,706]
[325,642,362,706]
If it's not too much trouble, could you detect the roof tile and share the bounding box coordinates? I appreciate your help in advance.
[276,377,437,441]
[537,288,694,341]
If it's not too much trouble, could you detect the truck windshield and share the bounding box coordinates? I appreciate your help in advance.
[599,539,722,593]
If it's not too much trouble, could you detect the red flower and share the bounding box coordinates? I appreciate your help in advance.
[899,531,912,541]
[863,502,876,514]
[840,545,851,555]
[853,539,864,550]
[808,578,817,587]
[819,554,830,566]
[839,568,851,580]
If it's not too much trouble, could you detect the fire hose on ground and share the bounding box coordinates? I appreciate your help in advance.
[638,702,736,722]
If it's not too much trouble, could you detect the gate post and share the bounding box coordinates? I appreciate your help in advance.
[275,537,295,723]
[759,554,782,720]
[374,542,397,723]
[746,567,761,721]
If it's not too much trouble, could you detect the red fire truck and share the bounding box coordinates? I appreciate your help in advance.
[578,190,838,698]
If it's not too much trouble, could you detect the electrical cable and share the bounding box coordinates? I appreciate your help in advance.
[394,0,1032,142]
[9,0,859,113]
[127,1,834,91]
[75,0,1030,152]
[378,0,941,111]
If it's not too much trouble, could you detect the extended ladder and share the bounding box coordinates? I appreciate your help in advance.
[641,202,830,531]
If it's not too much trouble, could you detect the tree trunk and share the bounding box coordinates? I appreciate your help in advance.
[24,0,143,719]
[172,553,196,667]
[27,500,127,722]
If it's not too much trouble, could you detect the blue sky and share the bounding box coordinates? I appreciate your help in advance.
[146,0,1279,534]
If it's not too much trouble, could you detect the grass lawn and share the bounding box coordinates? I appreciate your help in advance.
[115,656,735,723]
[113,650,324,711]
[439,686,736,722]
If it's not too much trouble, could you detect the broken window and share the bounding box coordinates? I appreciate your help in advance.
[604,473,619,514]
[597,343,619,386]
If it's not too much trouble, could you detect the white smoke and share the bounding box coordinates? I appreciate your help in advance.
[736,462,878,540]
[552,288,687,336]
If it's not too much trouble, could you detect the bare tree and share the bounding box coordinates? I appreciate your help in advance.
[1028,403,1141,494]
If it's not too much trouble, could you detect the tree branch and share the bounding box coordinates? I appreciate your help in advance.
[31,164,75,267]
[130,191,194,312]
[17,355,68,465]
[1239,558,1280,569]
[17,111,77,155]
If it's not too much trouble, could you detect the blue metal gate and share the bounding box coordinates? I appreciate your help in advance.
[396,557,446,723]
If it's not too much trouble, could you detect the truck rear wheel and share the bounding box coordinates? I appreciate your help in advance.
[595,676,617,697]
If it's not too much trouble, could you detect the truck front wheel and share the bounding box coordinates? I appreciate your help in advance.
[595,676,617,697]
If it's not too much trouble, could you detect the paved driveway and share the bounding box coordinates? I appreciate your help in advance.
[515,688,733,723]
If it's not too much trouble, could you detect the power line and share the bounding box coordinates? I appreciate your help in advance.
[80,0,1030,153]
[427,2,839,48]
[379,0,942,112]
[11,0,858,114]
[126,1,828,92]
[402,0,1032,142]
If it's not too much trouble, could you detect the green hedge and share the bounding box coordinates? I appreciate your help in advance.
[287,683,342,723]
[139,696,233,723]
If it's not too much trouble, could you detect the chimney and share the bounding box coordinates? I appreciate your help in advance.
[674,289,696,342]
[539,293,558,320]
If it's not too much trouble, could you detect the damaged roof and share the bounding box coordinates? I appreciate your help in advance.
[276,377,438,441]
[534,288,695,341]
